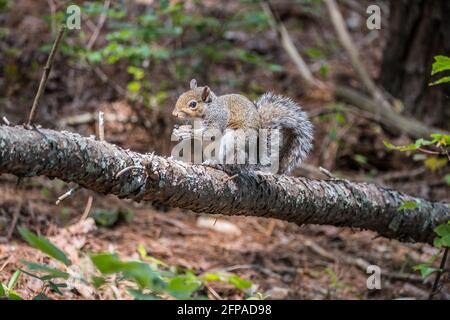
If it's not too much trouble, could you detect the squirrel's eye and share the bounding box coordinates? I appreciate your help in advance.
[189,101,197,109]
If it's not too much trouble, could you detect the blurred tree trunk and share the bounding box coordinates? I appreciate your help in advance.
[379,0,450,129]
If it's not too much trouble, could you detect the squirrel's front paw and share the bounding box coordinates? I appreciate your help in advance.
[173,126,193,140]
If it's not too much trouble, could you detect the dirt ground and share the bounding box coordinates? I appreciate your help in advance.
[0,171,446,300]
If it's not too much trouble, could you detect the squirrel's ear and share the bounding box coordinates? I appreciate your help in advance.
[190,79,197,90]
[201,86,211,102]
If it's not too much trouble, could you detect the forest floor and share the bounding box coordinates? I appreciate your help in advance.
[0,0,449,299]
[0,173,444,299]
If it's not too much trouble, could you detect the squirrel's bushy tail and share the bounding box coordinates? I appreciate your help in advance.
[256,93,314,174]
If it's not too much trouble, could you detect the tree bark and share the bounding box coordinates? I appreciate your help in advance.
[0,125,448,244]
[379,0,450,128]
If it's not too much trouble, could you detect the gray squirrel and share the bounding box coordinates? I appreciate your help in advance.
[172,79,313,174]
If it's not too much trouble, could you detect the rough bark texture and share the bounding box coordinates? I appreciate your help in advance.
[0,125,448,244]
[379,0,450,128]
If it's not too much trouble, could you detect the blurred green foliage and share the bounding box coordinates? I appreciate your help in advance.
[0,227,262,300]
[38,0,285,108]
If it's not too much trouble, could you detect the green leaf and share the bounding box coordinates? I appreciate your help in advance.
[305,47,323,59]
[7,290,23,300]
[92,209,120,227]
[0,283,6,297]
[383,138,436,152]
[91,253,164,290]
[137,244,167,267]
[433,222,450,248]
[7,270,21,290]
[18,227,71,266]
[397,201,419,211]
[127,81,141,93]
[127,288,160,300]
[430,134,450,146]
[429,76,450,86]
[434,235,450,248]
[354,154,367,165]
[201,273,221,282]
[127,66,145,80]
[431,55,450,75]
[227,274,252,290]
[90,253,123,274]
[91,276,107,289]
[424,157,448,171]
[166,274,202,299]
[33,293,51,300]
[413,264,438,278]
[444,174,450,186]
[47,281,67,295]
[434,223,450,237]
[21,260,69,280]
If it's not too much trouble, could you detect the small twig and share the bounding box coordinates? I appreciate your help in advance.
[324,0,391,110]
[55,186,80,205]
[319,166,336,179]
[418,148,443,156]
[86,0,111,50]
[97,111,105,141]
[2,116,10,125]
[27,25,65,126]
[6,203,21,240]
[46,0,57,35]
[223,174,239,182]
[261,0,325,89]
[429,247,449,300]
[115,166,145,179]
[0,256,13,273]
[205,283,223,300]
[79,196,93,222]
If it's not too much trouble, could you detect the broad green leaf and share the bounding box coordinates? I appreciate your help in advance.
[18,227,71,266]
[91,253,164,290]
[433,222,450,248]
[434,235,450,248]
[7,290,23,300]
[90,253,123,274]
[431,55,450,75]
[397,201,419,211]
[0,283,5,297]
[91,276,107,289]
[413,264,438,278]
[7,270,21,290]
[166,275,202,299]
[434,223,450,237]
